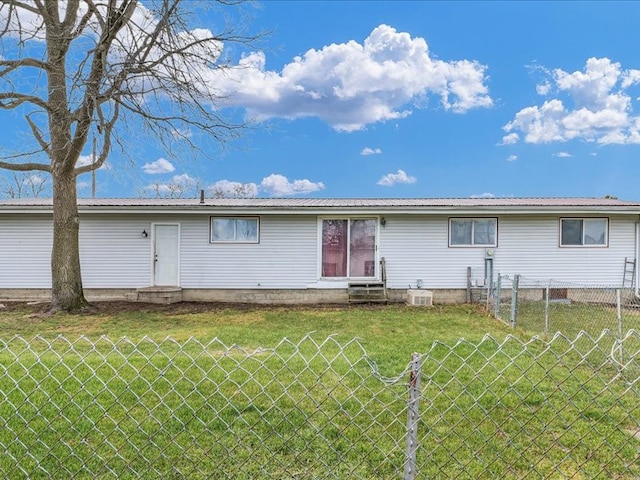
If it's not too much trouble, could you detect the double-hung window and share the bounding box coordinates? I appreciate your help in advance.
[449,218,497,247]
[210,217,259,243]
[560,218,608,247]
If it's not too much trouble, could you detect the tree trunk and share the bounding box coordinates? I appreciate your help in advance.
[50,171,89,312]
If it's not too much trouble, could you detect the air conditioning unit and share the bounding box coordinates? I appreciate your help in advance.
[406,289,433,307]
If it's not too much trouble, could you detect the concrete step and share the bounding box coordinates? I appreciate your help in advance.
[348,282,387,303]
[136,286,183,304]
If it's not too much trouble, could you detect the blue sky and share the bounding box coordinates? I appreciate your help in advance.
[3,1,640,200]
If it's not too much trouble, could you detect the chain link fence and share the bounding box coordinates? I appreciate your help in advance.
[491,274,640,338]
[0,333,638,479]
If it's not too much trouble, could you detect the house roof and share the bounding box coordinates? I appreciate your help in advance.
[1,197,640,215]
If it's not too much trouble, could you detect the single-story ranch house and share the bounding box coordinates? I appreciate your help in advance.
[0,196,639,304]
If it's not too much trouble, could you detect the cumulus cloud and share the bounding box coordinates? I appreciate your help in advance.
[208,179,258,198]
[507,155,518,162]
[361,147,382,156]
[536,81,552,95]
[260,174,325,196]
[142,158,175,174]
[504,57,640,145]
[215,24,492,131]
[500,132,519,145]
[377,169,417,186]
[554,151,572,158]
[75,154,109,170]
[2,5,492,133]
[145,173,199,197]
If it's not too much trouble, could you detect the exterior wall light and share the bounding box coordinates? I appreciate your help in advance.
[142,229,148,238]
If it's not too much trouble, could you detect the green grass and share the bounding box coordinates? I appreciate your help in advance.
[0,302,509,373]
[0,302,637,479]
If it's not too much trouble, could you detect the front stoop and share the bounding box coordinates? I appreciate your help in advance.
[348,282,388,304]
[135,287,183,304]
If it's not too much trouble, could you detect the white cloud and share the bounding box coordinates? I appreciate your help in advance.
[215,24,492,131]
[504,57,640,145]
[208,179,258,198]
[75,154,109,170]
[507,155,518,162]
[361,147,382,156]
[536,82,551,95]
[500,132,519,145]
[142,158,175,174]
[146,173,198,194]
[260,174,325,196]
[2,6,492,133]
[377,169,417,186]
[470,192,496,198]
[554,151,572,158]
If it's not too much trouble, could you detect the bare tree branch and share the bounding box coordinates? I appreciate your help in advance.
[0,0,262,310]
[0,159,51,172]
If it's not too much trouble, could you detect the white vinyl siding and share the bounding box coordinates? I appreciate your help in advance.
[380,214,635,288]
[181,215,318,289]
[79,216,153,287]
[0,214,53,288]
[0,212,636,292]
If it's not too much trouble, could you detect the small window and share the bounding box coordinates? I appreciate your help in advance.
[449,218,497,247]
[560,218,607,247]
[210,217,259,243]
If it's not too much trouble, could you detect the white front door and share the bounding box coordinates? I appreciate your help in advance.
[153,224,180,286]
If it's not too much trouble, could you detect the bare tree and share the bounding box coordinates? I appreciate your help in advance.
[144,175,201,199]
[210,181,257,198]
[0,171,50,198]
[0,0,259,311]
[138,177,257,199]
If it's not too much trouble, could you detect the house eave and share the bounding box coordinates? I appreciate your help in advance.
[1,197,640,216]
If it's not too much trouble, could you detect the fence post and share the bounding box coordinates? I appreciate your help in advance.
[510,274,520,328]
[544,284,550,336]
[404,352,421,480]
[616,289,624,364]
[494,274,501,319]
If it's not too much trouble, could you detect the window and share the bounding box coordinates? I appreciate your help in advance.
[449,218,497,246]
[560,218,607,247]
[321,218,377,278]
[210,217,259,243]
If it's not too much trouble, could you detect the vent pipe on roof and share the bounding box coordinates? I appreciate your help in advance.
[199,189,205,205]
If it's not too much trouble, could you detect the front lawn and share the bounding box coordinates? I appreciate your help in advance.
[0,302,511,373]
[0,302,636,479]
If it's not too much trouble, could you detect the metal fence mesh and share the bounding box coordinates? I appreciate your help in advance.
[0,332,638,479]
[492,274,640,337]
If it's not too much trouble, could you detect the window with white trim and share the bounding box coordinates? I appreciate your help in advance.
[560,218,608,246]
[449,218,497,247]
[210,217,259,243]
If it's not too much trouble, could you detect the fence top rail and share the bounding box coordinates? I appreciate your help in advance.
[498,274,627,290]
